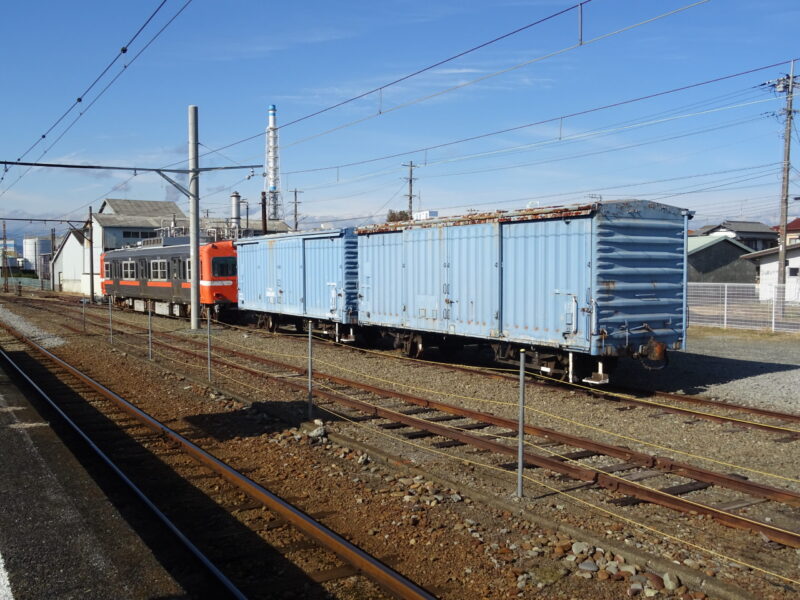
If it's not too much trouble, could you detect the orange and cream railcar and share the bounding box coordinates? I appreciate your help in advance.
[101,239,237,317]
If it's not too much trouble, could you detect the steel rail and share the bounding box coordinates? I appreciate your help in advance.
[23,297,800,430]
[63,313,800,548]
[0,323,435,600]
[0,341,248,600]
[52,310,800,508]
[436,360,800,430]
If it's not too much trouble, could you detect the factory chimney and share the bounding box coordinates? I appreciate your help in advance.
[230,191,241,234]
[264,104,283,223]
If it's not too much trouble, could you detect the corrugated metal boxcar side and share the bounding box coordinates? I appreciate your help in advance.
[236,228,358,323]
[357,200,688,357]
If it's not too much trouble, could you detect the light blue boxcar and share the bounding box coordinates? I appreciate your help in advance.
[357,200,689,358]
[235,228,358,323]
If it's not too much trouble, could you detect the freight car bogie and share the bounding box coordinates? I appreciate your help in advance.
[490,341,617,384]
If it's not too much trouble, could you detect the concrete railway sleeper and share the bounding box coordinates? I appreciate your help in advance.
[43,303,800,549]
[0,322,435,600]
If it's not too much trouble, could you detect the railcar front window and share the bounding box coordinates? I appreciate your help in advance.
[212,257,237,277]
[151,259,168,281]
[122,261,137,280]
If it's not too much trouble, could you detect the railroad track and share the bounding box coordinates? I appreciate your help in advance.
[21,294,800,438]
[25,297,800,550]
[0,319,434,600]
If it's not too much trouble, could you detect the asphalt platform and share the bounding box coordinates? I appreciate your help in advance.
[0,359,193,599]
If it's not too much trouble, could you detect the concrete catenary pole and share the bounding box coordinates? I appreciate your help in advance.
[50,228,56,291]
[189,106,200,330]
[778,60,795,287]
[88,206,95,301]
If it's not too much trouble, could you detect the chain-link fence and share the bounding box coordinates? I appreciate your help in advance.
[688,282,800,332]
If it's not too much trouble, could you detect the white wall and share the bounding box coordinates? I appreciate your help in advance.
[756,251,800,301]
[52,235,85,294]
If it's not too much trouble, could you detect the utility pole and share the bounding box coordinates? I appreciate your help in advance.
[289,189,303,230]
[402,161,417,218]
[188,105,200,330]
[777,61,796,287]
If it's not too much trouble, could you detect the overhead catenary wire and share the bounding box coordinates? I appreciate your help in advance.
[283,61,794,178]
[0,0,194,199]
[2,0,169,175]
[196,0,712,164]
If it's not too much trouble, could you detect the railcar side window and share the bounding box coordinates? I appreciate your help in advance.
[122,261,137,280]
[151,259,168,281]
[185,259,191,280]
[212,257,237,277]
[104,263,111,278]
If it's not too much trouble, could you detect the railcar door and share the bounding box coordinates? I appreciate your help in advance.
[500,218,592,350]
[403,226,445,332]
[444,222,501,338]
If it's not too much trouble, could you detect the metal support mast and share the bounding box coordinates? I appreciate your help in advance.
[188,105,200,330]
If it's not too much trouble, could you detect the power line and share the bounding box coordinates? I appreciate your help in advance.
[190,1,595,162]
[196,0,710,163]
[4,0,169,172]
[0,0,194,198]
[281,0,713,152]
[283,61,794,177]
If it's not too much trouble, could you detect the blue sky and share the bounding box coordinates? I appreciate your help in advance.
[1,0,799,241]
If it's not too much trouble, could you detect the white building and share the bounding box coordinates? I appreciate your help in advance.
[743,243,800,302]
[50,230,86,293]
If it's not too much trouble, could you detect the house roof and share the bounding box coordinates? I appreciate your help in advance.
[99,198,185,218]
[707,220,777,235]
[786,217,800,232]
[689,224,716,236]
[742,242,800,261]
[52,229,85,263]
[687,235,753,255]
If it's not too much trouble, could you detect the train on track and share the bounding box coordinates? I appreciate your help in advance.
[101,199,692,384]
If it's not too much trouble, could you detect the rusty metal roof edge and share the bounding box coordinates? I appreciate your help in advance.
[357,202,598,234]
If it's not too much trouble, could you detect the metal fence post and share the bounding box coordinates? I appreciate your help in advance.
[108,296,113,345]
[772,287,777,332]
[307,322,314,420]
[148,304,153,361]
[723,284,728,329]
[207,310,212,382]
[517,349,526,499]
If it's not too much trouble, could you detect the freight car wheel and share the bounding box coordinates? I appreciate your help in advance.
[266,314,279,333]
[402,334,425,359]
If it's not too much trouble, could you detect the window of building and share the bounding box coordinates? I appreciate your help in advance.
[122,261,137,280]
[122,230,158,239]
[212,256,237,277]
[151,259,168,281]
[790,267,800,277]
